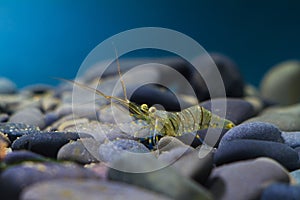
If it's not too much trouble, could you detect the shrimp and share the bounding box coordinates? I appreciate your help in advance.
[57,64,235,149]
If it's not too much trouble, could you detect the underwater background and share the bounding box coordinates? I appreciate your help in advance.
[0,0,299,88]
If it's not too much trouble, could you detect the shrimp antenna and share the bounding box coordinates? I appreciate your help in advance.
[113,45,128,102]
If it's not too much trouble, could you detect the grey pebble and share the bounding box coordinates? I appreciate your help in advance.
[9,107,46,129]
[0,77,17,94]
[21,179,172,200]
[208,157,290,200]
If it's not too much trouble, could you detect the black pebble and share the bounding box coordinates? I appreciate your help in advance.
[11,131,92,158]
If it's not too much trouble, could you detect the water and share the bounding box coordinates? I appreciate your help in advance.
[0,0,299,88]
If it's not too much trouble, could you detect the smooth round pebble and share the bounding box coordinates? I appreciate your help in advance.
[12,131,92,158]
[260,60,300,105]
[261,183,300,200]
[0,162,99,200]
[157,136,191,152]
[57,138,100,164]
[0,77,17,94]
[208,157,290,200]
[98,139,149,163]
[219,122,284,148]
[0,113,9,122]
[0,122,40,142]
[200,98,255,125]
[214,139,300,170]
[21,179,171,200]
[9,107,46,129]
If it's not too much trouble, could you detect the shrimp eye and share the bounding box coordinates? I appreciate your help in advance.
[141,104,148,112]
[149,106,156,113]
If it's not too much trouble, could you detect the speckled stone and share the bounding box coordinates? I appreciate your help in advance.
[20,179,172,200]
[57,138,100,164]
[0,122,40,142]
[260,60,300,105]
[208,158,290,200]
[281,131,300,148]
[98,139,149,163]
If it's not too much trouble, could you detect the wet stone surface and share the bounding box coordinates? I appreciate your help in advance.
[1,56,300,199]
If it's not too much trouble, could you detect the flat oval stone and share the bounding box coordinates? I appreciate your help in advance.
[208,157,290,200]
[9,107,46,129]
[20,179,172,200]
[261,183,300,200]
[200,98,256,125]
[219,122,284,148]
[214,139,300,170]
[57,138,100,164]
[0,122,40,142]
[0,162,99,200]
[3,150,47,165]
[12,131,92,158]
[260,60,300,105]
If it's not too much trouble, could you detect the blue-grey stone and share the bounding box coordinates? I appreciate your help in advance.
[261,183,300,200]
[9,107,46,129]
[214,139,300,170]
[219,122,284,148]
[281,131,300,148]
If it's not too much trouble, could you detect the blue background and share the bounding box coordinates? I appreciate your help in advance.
[0,0,299,88]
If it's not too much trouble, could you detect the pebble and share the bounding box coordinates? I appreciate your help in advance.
[0,77,17,94]
[245,103,300,131]
[98,139,149,163]
[108,152,213,200]
[12,131,92,158]
[208,157,290,200]
[191,53,244,101]
[20,179,172,200]
[214,139,300,170]
[159,148,214,185]
[0,162,99,200]
[0,113,9,122]
[260,60,300,105]
[9,107,46,129]
[218,122,284,148]
[289,169,300,184]
[261,183,300,200]
[281,131,300,148]
[157,136,192,152]
[57,138,100,164]
[200,98,256,125]
[3,150,48,165]
[0,122,40,142]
